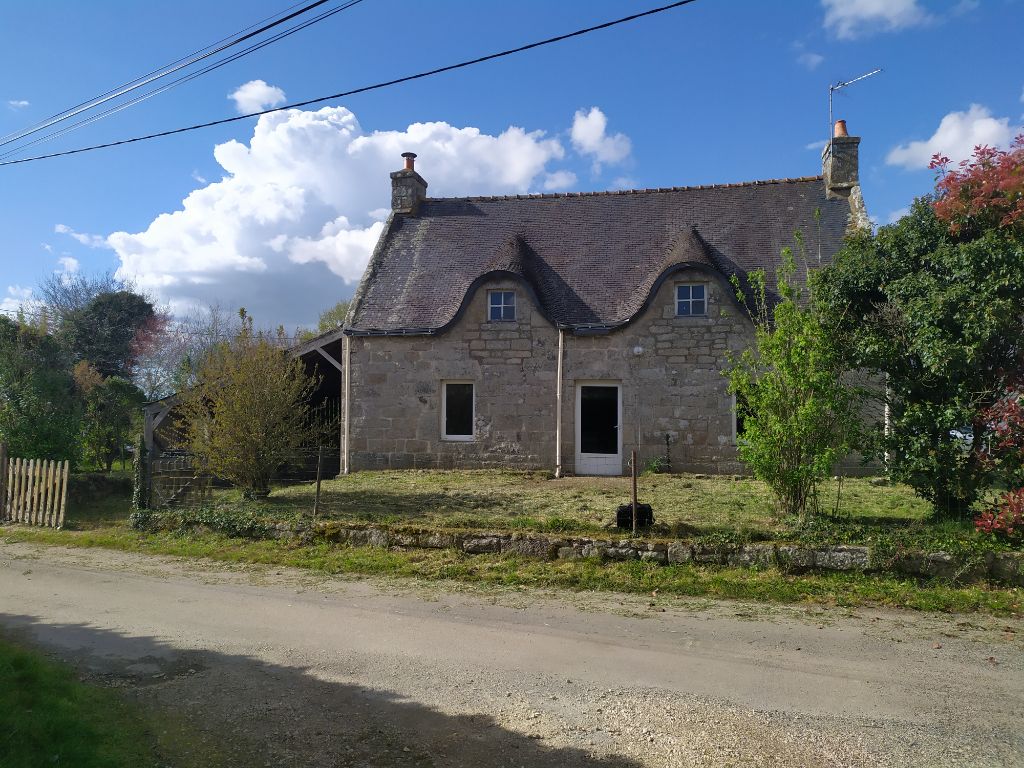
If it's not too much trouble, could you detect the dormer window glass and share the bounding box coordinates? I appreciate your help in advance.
[488,290,516,321]
[675,284,706,317]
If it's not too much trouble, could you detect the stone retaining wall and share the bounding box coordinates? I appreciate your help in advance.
[284,522,1024,586]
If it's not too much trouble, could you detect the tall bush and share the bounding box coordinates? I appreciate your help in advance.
[725,238,861,520]
[176,310,315,498]
[817,138,1024,515]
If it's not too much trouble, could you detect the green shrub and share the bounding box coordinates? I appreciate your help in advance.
[130,505,272,538]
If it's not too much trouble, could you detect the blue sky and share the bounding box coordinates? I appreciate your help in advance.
[1,0,1020,328]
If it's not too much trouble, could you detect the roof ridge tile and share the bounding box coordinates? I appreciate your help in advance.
[425,176,824,203]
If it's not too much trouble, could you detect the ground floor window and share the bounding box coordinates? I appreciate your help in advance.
[442,381,474,440]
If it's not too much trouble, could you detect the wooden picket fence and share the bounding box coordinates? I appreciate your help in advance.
[0,444,70,528]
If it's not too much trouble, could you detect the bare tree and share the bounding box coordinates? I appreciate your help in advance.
[38,271,134,323]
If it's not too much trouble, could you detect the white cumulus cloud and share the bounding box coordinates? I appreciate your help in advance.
[54,223,107,248]
[7,99,29,110]
[822,0,931,38]
[57,256,80,274]
[106,106,571,327]
[798,52,825,70]
[229,79,286,114]
[543,170,577,191]
[571,107,632,172]
[886,104,1019,169]
[1,285,38,315]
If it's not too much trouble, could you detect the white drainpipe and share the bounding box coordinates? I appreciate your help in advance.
[555,328,564,478]
[342,335,351,475]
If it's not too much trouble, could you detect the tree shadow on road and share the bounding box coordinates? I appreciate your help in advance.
[1,613,645,768]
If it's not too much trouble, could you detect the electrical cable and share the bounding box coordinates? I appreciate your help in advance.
[0,0,699,168]
[0,0,366,160]
[0,0,335,150]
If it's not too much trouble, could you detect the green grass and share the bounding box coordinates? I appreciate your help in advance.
[17,468,1015,617]
[154,470,1007,556]
[4,524,1020,617]
[205,470,932,536]
[0,635,159,768]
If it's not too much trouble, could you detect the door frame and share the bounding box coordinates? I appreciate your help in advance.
[574,381,623,476]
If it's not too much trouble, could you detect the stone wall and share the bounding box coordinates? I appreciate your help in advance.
[348,269,755,474]
[284,521,1024,587]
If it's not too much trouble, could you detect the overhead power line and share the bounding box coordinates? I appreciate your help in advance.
[0,0,699,168]
[0,0,337,151]
[0,305,314,343]
[0,0,366,161]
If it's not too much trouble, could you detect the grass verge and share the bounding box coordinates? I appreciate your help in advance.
[4,524,1020,617]
[0,634,159,768]
[218,470,935,536]
[165,471,1011,557]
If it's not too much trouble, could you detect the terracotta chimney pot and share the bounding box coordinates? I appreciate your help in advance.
[402,152,417,171]
[833,120,849,138]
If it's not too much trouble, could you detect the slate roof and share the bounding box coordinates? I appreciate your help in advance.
[347,176,852,335]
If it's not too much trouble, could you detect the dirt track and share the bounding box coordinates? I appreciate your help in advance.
[1,541,1021,767]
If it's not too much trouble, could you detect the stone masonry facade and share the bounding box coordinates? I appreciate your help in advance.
[348,270,753,474]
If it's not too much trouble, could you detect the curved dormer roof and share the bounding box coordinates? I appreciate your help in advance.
[347,176,853,335]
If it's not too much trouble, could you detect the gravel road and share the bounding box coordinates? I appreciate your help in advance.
[1,541,1021,767]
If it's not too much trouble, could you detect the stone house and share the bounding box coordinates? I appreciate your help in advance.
[153,122,867,478]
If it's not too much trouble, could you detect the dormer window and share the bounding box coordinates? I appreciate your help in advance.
[675,283,706,316]
[488,290,516,321]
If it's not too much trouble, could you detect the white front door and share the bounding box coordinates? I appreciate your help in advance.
[574,382,622,475]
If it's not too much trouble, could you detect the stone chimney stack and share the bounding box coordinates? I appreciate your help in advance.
[390,152,428,215]
[822,119,860,199]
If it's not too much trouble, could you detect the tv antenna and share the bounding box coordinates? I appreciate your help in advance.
[828,68,882,151]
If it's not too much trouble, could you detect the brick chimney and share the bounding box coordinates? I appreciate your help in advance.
[390,152,428,215]
[822,120,860,199]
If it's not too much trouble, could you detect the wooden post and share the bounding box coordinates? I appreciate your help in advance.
[12,458,22,522]
[313,444,324,521]
[27,459,37,525]
[0,443,7,521]
[631,448,638,536]
[57,460,69,529]
[15,458,25,522]
[41,460,53,527]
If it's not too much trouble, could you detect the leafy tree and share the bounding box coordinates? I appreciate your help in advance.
[930,135,1024,237]
[974,378,1024,539]
[818,139,1024,515]
[979,378,1024,489]
[59,290,161,379]
[73,362,145,472]
[299,300,350,342]
[0,317,81,462]
[176,310,315,498]
[38,271,131,323]
[725,239,861,520]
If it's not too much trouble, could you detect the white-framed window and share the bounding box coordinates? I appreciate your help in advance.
[488,290,516,321]
[442,381,475,441]
[675,283,706,316]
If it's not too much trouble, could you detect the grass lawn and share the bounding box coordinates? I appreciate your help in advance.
[208,470,934,539]
[0,635,159,768]
[4,524,1020,616]
[2,470,1019,617]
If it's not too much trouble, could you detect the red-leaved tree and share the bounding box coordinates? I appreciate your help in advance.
[976,380,1024,540]
[931,137,1024,533]
[929,134,1024,238]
